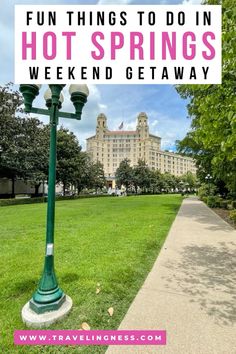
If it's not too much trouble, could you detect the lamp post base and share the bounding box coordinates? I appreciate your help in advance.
[22,295,72,328]
[30,291,66,314]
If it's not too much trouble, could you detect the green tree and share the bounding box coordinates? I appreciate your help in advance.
[56,127,81,195]
[115,158,133,191]
[0,84,26,196]
[0,84,51,197]
[88,161,106,192]
[181,171,197,192]
[176,0,236,196]
[149,169,163,194]
[133,159,151,193]
[74,152,92,194]
[161,172,177,193]
[19,119,50,196]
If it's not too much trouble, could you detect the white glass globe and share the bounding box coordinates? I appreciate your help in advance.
[44,89,64,102]
[59,93,64,103]
[44,88,52,101]
[69,84,89,97]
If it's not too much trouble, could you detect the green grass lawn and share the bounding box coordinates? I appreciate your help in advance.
[0,195,182,353]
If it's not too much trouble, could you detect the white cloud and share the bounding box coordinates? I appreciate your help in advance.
[140,109,190,151]
[97,0,133,4]
[27,84,105,150]
[159,0,172,4]
[59,85,106,149]
[150,119,159,129]
[99,103,108,110]
[182,0,202,4]
[1,1,192,152]
[124,121,136,131]
[15,83,191,153]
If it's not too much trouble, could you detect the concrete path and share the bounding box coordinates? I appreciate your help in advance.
[106,197,236,354]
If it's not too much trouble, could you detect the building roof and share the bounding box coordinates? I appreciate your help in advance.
[149,134,161,140]
[87,131,163,140]
[159,150,194,160]
[86,135,95,140]
[106,130,137,135]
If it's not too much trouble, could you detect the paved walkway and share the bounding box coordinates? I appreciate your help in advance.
[106,197,236,354]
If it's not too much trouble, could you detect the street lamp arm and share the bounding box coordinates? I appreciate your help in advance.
[31,107,82,120]
[31,107,51,116]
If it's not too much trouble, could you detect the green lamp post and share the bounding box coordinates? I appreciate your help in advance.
[19,84,89,325]
[205,173,212,196]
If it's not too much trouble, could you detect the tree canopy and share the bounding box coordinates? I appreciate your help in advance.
[176,0,236,196]
[0,84,106,196]
[115,158,196,193]
[115,158,134,191]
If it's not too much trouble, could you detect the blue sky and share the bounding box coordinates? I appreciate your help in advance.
[0,0,202,150]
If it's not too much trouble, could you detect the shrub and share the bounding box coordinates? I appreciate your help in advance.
[229,210,236,224]
[0,196,47,206]
[55,194,109,201]
[198,183,217,199]
[207,196,221,208]
[198,185,208,199]
[231,201,236,209]
[201,196,208,204]
[0,194,110,207]
[220,200,229,209]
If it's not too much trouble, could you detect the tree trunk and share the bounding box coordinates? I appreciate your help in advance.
[63,183,66,196]
[42,180,45,197]
[34,183,41,197]
[77,184,82,195]
[11,177,15,198]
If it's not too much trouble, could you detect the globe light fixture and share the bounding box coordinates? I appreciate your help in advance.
[205,174,212,181]
[19,84,42,112]
[69,84,89,118]
[205,174,212,195]
[44,88,64,109]
[19,84,89,327]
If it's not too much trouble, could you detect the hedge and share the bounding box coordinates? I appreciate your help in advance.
[0,196,47,206]
[231,201,236,209]
[219,200,229,209]
[200,196,235,210]
[0,194,110,207]
[201,196,208,204]
[206,196,222,208]
[229,210,236,223]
